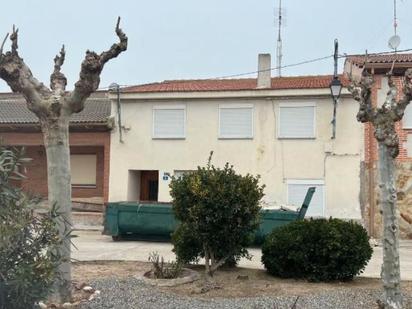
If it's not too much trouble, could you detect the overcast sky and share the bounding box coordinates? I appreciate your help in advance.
[1,0,411,92]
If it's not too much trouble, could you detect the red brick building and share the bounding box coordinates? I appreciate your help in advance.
[344,53,412,238]
[0,92,111,205]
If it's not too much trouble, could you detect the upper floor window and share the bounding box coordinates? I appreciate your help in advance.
[153,105,186,139]
[219,104,253,139]
[278,102,316,138]
[403,101,412,129]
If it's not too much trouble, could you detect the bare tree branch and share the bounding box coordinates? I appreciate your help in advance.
[10,25,18,55]
[348,69,376,123]
[99,17,128,66]
[0,25,51,115]
[50,45,67,93]
[67,16,128,113]
[0,33,9,57]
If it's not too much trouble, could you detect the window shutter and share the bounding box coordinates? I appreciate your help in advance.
[279,106,315,138]
[288,182,324,217]
[153,108,185,138]
[219,107,253,138]
[403,101,412,128]
[70,154,97,185]
[174,170,195,179]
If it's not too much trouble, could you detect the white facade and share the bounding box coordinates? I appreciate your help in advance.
[108,88,364,220]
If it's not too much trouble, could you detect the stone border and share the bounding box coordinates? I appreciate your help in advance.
[138,268,200,287]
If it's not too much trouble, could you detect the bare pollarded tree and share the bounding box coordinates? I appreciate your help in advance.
[0,18,127,302]
[348,67,412,309]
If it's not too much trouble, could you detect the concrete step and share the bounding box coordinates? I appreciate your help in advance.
[72,211,103,231]
[72,202,103,213]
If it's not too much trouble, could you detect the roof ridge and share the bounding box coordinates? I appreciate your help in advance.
[347,52,412,58]
[125,74,338,88]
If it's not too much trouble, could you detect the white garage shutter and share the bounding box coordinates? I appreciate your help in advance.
[403,101,412,128]
[287,180,324,217]
[153,106,185,138]
[279,104,315,138]
[219,105,253,138]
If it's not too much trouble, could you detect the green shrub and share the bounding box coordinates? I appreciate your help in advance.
[170,153,264,276]
[0,147,64,309]
[172,223,241,267]
[261,218,373,282]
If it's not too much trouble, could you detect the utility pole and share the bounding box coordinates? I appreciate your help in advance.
[330,39,342,139]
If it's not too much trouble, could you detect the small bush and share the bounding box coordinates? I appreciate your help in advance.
[170,153,264,276]
[148,252,183,279]
[261,218,373,282]
[0,146,64,309]
[172,223,242,267]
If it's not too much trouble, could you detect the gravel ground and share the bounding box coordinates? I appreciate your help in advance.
[79,277,412,309]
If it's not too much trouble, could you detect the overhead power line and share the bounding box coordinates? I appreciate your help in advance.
[98,47,412,90]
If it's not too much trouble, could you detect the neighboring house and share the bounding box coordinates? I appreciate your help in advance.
[345,53,412,238]
[108,54,364,220]
[0,92,111,206]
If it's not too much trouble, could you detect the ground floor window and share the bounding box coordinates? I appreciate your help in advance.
[173,170,196,179]
[70,154,97,187]
[287,179,325,217]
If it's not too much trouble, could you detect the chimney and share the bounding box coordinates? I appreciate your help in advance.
[257,53,271,89]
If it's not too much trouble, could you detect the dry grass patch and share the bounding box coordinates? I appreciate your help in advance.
[72,261,412,299]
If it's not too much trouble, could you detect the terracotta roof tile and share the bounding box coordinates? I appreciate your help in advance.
[346,53,412,66]
[123,75,349,93]
[0,92,110,124]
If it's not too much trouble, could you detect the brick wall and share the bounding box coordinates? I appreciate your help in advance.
[363,75,412,164]
[0,131,110,202]
[362,74,412,238]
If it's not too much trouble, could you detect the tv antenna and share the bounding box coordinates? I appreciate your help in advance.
[388,0,401,51]
[275,0,286,77]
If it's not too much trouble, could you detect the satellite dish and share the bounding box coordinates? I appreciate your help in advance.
[388,35,401,50]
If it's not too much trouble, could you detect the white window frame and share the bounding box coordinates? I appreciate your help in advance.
[403,101,412,129]
[277,102,316,139]
[218,103,254,139]
[152,105,186,139]
[286,179,325,217]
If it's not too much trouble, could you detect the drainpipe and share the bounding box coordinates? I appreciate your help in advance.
[109,82,123,143]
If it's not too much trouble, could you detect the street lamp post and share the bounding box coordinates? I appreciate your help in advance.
[330,39,342,139]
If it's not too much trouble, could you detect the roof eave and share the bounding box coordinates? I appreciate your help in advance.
[111,88,351,101]
[0,122,111,132]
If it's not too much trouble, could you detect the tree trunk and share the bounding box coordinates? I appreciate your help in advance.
[42,117,72,302]
[378,142,402,309]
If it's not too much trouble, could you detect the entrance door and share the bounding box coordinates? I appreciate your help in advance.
[140,171,159,202]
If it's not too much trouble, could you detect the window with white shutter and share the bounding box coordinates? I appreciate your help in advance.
[174,170,195,179]
[219,104,253,139]
[278,103,315,138]
[70,154,97,186]
[287,179,324,217]
[403,101,412,129]
[153,105,186,139]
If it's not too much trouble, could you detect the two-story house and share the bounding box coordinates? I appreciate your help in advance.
[108,54,363,220]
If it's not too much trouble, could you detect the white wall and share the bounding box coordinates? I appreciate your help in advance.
[109,93,363,219]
